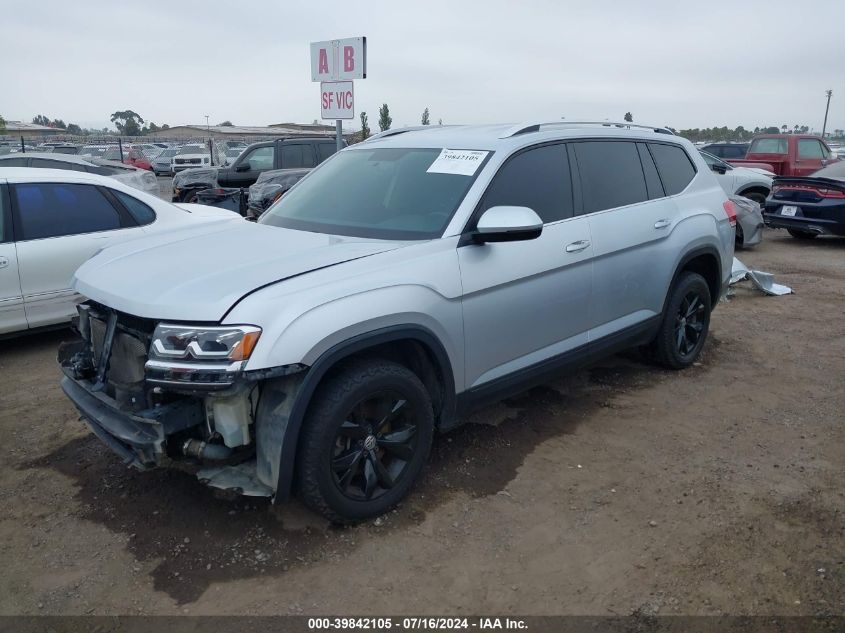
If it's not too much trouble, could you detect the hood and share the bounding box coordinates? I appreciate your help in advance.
[73,222,404,321]
[742,166,776,178]
[172,167,220,188]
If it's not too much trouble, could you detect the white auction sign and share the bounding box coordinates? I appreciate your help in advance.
[320,81,354,120]
[310,37,367,81]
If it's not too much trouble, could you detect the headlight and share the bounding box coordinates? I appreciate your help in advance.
[149,324,261,363]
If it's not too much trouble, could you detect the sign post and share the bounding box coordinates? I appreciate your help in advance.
[310,37,366,149]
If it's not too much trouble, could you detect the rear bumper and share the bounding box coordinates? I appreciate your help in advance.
[763,213,845,236]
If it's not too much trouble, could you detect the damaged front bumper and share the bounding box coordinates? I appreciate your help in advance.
[60,372,202,469]
[58,304,307,499]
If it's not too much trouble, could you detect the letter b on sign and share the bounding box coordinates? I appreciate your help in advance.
[344,46,355,72]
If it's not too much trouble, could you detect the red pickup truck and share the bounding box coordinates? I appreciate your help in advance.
[727,134,839,176]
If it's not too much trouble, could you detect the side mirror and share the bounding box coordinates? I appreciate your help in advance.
[235,162,251,172]
[710,164,727,175]
[472,206,543,243]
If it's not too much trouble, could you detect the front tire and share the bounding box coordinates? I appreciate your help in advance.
[653,272,711,370]
[296,359,434,524]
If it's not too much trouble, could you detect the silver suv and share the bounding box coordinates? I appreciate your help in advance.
[59,122,735,522]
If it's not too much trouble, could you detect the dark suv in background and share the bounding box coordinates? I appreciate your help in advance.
[172,137,343,202]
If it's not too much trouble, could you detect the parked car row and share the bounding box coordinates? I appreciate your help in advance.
[0,140,249,176]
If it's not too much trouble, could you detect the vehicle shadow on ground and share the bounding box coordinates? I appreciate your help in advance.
[22,348,692,605]
[0,328,70,357]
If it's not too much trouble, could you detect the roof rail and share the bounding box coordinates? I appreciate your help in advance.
[363,125,455,143]
[500,121,675,138]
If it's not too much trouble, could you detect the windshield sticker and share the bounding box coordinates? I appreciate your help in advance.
[426,149,489,176]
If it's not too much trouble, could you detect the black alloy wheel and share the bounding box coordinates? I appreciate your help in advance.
[296,359,434,523]
[330,390,418,501]
[652,271,711,370]
[675,291,706,357]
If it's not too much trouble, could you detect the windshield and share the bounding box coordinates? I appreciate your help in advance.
[811,161,845,181]
[259,147,488,240]
[179,146,207,155]
[159,148,178,158]
[749,138,788,154]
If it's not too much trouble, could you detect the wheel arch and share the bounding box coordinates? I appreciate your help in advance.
[270,325,456,502]
[737,184,770,200]
[669,246,723,308]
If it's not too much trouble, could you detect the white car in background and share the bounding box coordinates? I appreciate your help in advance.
[172,145,213,173]
[0,152,160,197]
[699,150,772,205]
[0,168,243,335]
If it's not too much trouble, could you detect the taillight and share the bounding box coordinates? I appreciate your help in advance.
[773,184,845,199]
[817,187,845,199]
[722,200,737,228]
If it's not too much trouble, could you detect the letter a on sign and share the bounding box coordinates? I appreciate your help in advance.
[318,48,329,74]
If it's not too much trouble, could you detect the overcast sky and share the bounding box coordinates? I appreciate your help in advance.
[2,0,842,133]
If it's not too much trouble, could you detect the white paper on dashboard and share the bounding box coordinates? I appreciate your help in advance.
[426,149,489,176]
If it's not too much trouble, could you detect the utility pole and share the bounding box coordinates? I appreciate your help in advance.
[822,90,832,138]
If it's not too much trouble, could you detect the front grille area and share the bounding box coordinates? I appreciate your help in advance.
[86,305,156,400]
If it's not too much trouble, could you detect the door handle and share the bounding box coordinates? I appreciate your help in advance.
[0,256,8,269]
[654,219,671,229]
[565,240,591,253]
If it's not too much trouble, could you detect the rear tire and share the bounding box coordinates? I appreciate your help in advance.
[787,228,818,240]
[742,191,767,206]
[653,272,711,370]
[735,224,745,248]
[296,359,434,524]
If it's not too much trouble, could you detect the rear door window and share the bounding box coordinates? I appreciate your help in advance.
[648,143,697,196]
[574,141,648,213]
[317,143,336,163]
[637,143,665,199]
[281,144,316,168]
[798,139,825,159]
[12,183,124,240]
[480,143,573,223]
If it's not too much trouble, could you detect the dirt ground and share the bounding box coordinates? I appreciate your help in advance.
[0,229,843,616]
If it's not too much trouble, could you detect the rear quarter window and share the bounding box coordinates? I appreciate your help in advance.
[113,190,156,226]
[648,143,697,196]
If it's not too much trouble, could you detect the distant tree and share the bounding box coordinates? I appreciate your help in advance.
[66,123,82,135]
[217,120,233,126]
[421,107,430,125]
[51,119,67,129]
[359,111,370,139]
[378,103,392,132]
[110,110,144,136]
[800,125,809,134]
[624,112,633,123]
[145,122,160,134]
[32,114,50,126]
[162,123,170,129]
[438,118,442,126]
[781,125,787,133]
[0,115,5,134]
[312,119,319,125]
